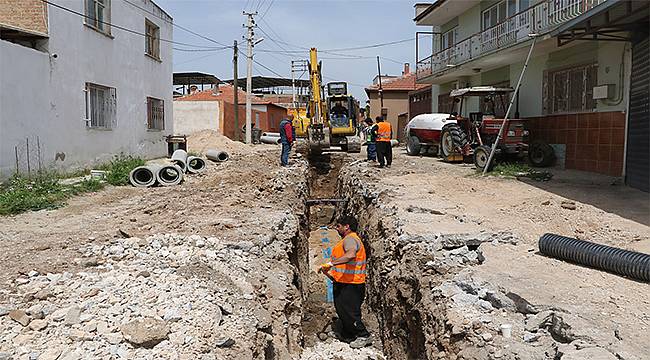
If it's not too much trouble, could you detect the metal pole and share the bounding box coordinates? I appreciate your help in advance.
[376,56,384,108]
[291,60,296,108]
[244,12,257,144]
[37,136,42,172]
[233,40,239,142]
[26,137,31,177]
[14,145,19,174]
[483,35,537,175]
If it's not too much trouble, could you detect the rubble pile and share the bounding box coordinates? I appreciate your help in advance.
[0,228,307,359]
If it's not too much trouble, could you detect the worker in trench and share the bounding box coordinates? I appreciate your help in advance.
[279,113,295,166]
[318,216,372,348]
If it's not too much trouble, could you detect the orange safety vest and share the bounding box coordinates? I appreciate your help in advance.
[330,232,367,284]
[376,122,391,142]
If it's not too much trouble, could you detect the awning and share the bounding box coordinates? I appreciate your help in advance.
[450,87,514,97]
[551,0,649,46]
[173,72,220,86]
[225,76,311,91]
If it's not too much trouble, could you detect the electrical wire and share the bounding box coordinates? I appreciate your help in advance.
[259,0,275,20]
[120,0,230,48]
[253,59,287,78]
[41,0,225,49]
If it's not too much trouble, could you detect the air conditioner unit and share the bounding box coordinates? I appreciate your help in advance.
[593,84,615,100]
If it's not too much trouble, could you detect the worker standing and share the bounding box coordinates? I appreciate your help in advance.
[364,118,377,162]
[319,216,372,348]
[373,116,393,168]
[279,114,295,166]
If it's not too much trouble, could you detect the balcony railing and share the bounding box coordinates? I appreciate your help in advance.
[416,0,608,80]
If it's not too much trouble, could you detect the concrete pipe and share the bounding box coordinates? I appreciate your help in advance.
[186,156,207,173]
[171,149,189,172]
[260,135,282,145]
[156,164,184,186]
[391,139,399,147]
[262,132,280,137]
[206,149,230,162]
[129,165,158,188]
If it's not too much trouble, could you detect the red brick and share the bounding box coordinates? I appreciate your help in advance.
[557,115,568,130]
[599,112,613,129]
[597,145,611,162]
[567,114,577,129]
[611,128,625,145]
[576,114,590,129]
[610,145,625,162]
[565,159,576,169]
[0,0,48,34]
[575,159,587,171]
[610,161,624,176]
[587,129,599,145]
[588,113,600,129]
[612,112,626,128]
[566,129,577,144]
[597,161,610,175]
[566,144,577,159]
[577,129,589,145]
[548,130,558,143]
[556,130,567,144]
[598,128,611,145]
[585,160,598,172]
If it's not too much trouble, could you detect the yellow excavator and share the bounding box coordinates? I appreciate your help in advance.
[296,48,361,154]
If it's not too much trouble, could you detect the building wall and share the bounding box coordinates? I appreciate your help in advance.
[221,102,266,141]
[173,101,220,135]
[0,0,173,178]
[0,0,48,34]
[368,91,409,139]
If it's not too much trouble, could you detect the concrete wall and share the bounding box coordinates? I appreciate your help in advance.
[368,91,409,139]
[0,0,173,178]
[173,101,220,135]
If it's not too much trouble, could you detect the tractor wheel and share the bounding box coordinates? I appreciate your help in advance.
[474,145,494,172]
[440,124,468,159]
[528,141,555,167]
[406,136,421,156]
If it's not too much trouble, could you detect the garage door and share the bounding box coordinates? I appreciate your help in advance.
[626,35,649,192]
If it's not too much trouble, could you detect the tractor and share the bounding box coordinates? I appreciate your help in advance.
[437,86,554,171]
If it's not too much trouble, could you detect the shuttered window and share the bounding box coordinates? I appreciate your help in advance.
[85,83,117,129]
[147,97,164,130]
[544,63,598,114]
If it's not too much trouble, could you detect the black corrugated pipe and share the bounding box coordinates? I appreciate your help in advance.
[539,233,650,282]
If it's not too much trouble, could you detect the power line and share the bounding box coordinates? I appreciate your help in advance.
[259,0,275,20]
[254,59,287,78]
[173,47,230,52]
[120,0,230,48]
[41,0,223,49]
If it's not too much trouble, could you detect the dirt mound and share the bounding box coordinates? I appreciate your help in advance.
[187,129,251,155]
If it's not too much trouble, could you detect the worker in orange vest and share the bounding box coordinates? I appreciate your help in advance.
[372,116,393,168]
[319,216,372,348]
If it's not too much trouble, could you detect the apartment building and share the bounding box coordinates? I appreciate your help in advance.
[0,0,173,177]
[414,0,648,191]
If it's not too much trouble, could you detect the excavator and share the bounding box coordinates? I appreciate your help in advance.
[293,48,361,154]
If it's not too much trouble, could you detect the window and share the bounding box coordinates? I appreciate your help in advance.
[544,63,598,114]
[85,0,111,35]
[147,97,164,130]
[441,27,458,50]
[482,0,530,30]
[85,83,117,129]
[145,20,160,59]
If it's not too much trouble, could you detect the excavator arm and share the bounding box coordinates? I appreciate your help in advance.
[306,48,330,153]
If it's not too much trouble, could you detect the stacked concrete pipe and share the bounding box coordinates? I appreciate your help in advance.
[156,164,184,186]
[260,136,282,145]
[171,149,188,172]
[186,156,207,173]
[206,149,230,162]
[129,165,159,188]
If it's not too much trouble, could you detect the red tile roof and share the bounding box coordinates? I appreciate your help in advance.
[365,73,429,92]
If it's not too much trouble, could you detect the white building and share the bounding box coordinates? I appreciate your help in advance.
[0,0,173,178]
[414,0,648,190]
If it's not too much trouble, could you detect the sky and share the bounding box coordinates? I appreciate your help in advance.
[155,0,432,101]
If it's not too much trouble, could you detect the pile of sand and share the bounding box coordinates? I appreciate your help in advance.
[187,129,251,155]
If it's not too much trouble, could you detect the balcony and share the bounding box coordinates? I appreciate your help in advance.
[416,0,608,81]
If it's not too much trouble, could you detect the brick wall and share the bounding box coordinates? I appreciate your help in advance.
[528,112,626,176]
[0,0,48,34]
[221,102,266,141]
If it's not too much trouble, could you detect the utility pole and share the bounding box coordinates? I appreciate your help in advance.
[376,56,384,108]
[291,60,308,109]
[291,60,296,108]
[243,11,260,144]
[233,40,239,142]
